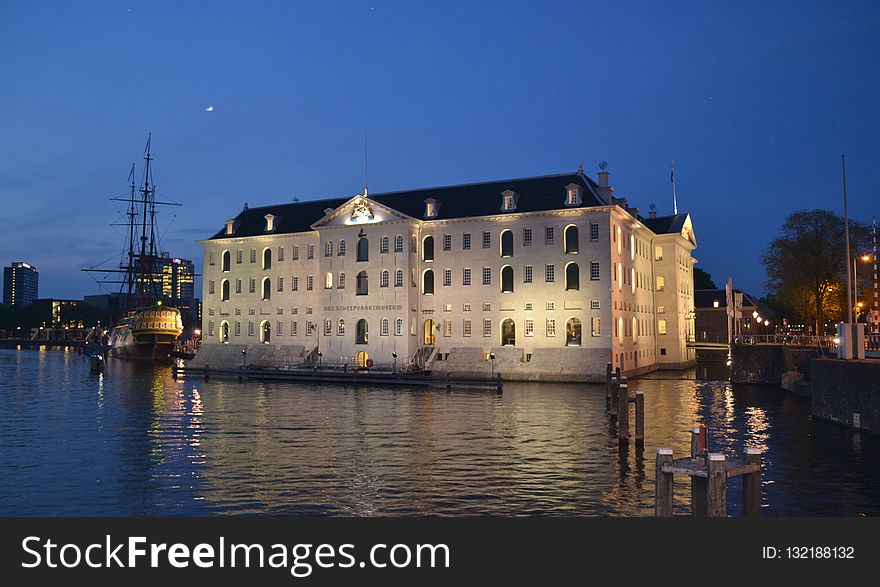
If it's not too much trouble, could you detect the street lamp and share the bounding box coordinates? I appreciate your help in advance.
[241,348,247,369]
[853,254,873,321]
[392,352,398,373]
[489,352,496,379]
[316,351,322,370]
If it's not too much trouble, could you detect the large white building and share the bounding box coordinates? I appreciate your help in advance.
[197,167,697,381]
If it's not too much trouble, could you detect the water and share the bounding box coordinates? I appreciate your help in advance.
[1,347,878,516]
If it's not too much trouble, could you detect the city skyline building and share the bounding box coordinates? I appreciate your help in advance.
[3,262,39,307]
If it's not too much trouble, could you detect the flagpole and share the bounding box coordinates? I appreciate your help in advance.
[671,161,678,215]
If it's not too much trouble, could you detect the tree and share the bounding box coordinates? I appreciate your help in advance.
[693,267,718,290]
[762,210,870,333]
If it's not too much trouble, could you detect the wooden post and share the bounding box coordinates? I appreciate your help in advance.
[615,366,621,383]
[605,363,613,407]
[655,448,674,516]
[635,391,644,445]
[618,383,629,442]
[610,377,619,417]
[743,447,762,517]
[707,453,727,517]
[690,427,700,458]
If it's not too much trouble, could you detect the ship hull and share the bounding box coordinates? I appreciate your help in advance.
[107,305,183,361]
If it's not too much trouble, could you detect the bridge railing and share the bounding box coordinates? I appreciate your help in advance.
[867,334,880,352]
[731,334,838,347]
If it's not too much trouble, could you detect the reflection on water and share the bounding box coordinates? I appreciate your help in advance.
[0,348,878,516]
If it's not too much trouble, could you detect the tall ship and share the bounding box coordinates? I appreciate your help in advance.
[84,135,184,359]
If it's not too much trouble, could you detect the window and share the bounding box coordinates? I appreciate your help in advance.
[443,234,451,251]
[630,234,635,261]
[501,190,517,211]
[444,320,452,337]
[208,321,215,337]
[501,318,515,346]
[357,236,368,261]
[278,277,284,291]
[395,318,403,336]
[525,319,534,336]
[482,231,491,249]
[380,236,389,253]
[237,250,243,264]
[483,319,492,337]
[263,247,273,268]
[655,246,663,261]
[713,300,720,308]
[248,321,255,337]
[208,280,215,295]
[463,268,472,286]
[423,236,434,261]
[565,263,579,291]
[545,226,554,245]
[501,266,514,293]
[565,184,582,206]
[235,279,242,294]
[564,225,579,254]
[324,319,332,335]
[250,249,257,263]
[631,268,636,294]
[307,245,314,260]
[590,262,600,280]
[381,270,389,288]
[338,272,346,289]
[524,302,534,311]
[235,321,241,336]
[463,319,472,337]
[423,269,434,295]
[658,319,668,335]
[546,319,556,337]
[221,250,231,272]
[411,235,417,253]
[523,265,533,283]
[616,226,622,254]
[339,240,346,256]
[566,317,582,346]
[590,223,599,241]
[443,304,453,312]
[291,277,298,291]
[395,269,404,287]
[424,198,439,219]
[324,241,333,257]
[656,275,665,291]
[261,278,271,300]
[394,235,404,253]
[443,269,452,287]
[278,247,284,261]
[482,267,491,285]
[545,264,555,283]
[249,278,256,293]
[591,300,600,310]
[356,271,368,295]
[483,303,492,312]
[338,319,345,335]
[291,321,298,336]
[209,251,216,266]
[523,228,532,246]
[618,262,623,290]
[325,273,333,289]
[220,279,229,301]
[500,230,513,257]
[592,317,601,336]
[463,233,472,250]
[307,275,314,291]
[463,303,471,311]
[546,301,555,310]
[381,318,390,336]
[356,319,368,344]
[292,246,299,260]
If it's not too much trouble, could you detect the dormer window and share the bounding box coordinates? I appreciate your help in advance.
[424,198,440,219]
[225,218,236,236]
[564,184,583,207]
[500,190,519,211]
[264,214,276,232]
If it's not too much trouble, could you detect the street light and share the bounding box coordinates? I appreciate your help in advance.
[854,254,873,321]
[392,351,398,373]
[489,352,496,379]
[316,351,322,370]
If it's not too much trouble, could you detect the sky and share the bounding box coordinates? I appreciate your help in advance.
[1,0,879,300]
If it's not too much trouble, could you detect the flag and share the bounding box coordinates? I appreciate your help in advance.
[670,165,675,183]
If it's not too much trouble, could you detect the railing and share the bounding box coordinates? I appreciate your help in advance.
[867,334,880,352]
[731,334,837,348]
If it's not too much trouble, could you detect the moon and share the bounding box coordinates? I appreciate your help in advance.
[205,106,214,112]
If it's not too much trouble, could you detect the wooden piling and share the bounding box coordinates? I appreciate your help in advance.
[743,447,762,517]
[617,383,629,442]
[707,453,727,517]
[610,377,619,417]
[655,448,674,517]
[634,391,644,445]
[605,363,613,407]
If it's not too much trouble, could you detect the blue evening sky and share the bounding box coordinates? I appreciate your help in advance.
[1,0,878,299]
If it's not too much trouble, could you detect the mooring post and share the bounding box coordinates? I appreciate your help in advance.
[635,391,644,446]
[618,383,629,442]
[690,426,701,458]
[743,447,762,517]
[691,427,707,516]
[605,363,613,405]
[610,376,619,417]
[655,448,674,516]
[615,366,621,383]
[707,453,727,517]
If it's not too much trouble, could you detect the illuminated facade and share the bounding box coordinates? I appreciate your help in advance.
[199,168,697,380]
[3,262,39,307]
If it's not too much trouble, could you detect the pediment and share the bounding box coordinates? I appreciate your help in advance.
[311,193,413,229]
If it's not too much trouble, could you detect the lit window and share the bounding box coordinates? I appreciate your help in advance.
[655,246,663,261]
[656,275,665,291]
[325,273,333,289]
[658,319,668,335]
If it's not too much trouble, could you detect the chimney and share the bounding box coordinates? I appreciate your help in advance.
[649,203,657,219]
[243,201,249,211]
[598,170,610,188]
[595,162,613,204]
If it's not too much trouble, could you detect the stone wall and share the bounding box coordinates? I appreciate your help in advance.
[811,359,880,435]
[436,346,610,382]
[731,345,822,384]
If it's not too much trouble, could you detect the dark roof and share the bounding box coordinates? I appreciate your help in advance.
[694,289,773,316]
[642,213,688,234]
[209,172,606,239]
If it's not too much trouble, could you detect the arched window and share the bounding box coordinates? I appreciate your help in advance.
[356,271,368,295]
[564,225,579,254]
[220,321,229,343]
[338,272,346,289]
[501,318,515,346]
[395,268,404,287]
[424,320,436,345]
[423,269,434,295]
[260,320,271,344]
[566,317,582,347]
[500,230,513,257]
[395,318,403,336]
[381,269,389,288]
[501,266,514,293]
[221,279,230,301]
[357,236,369,261]
[338,319,345,335]
[380,236,389,253]
[325,241,334,257]
[565,262,580,291]
[394,235,404,252]
[423,236,434,261]
[381,318,389,336]
[221,250,231,272]
[261,277,271,300]
[325,272,333,289]
[338,240,346,256]
[262,247,272,270]
[356,319,368,344]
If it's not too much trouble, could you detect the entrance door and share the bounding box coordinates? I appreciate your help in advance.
[260,321,271,343]
[501,318,515,346]
[424,319,436,345]
[355,350,369,368]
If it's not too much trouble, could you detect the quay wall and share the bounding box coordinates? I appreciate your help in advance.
[811,358,880,435]
[731,345,821,384]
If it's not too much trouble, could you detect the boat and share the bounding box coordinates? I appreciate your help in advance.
[83,134,184,360]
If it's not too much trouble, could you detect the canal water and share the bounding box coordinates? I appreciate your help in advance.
[1,347,878,516]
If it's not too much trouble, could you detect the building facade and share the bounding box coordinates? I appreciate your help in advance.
[198,168,697,381]
[3,262,39,307]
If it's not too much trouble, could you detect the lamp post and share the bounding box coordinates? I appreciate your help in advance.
[489,352,496,380]
[316,351,322,370]
[853,254,872,322]
[392,352,398,373]
[241,348,247,369]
